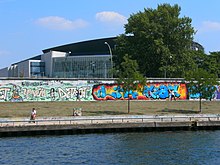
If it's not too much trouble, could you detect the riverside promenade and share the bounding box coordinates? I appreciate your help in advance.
[1,114,220,137]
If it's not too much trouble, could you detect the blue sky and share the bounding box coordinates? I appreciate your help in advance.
[0,0,220,68]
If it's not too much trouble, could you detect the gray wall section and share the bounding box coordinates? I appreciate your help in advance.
[0,67,9,77]
[17,60,30,77]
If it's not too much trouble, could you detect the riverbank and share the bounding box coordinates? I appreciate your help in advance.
[1,114,220,137]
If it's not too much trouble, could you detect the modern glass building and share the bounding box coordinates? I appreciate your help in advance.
[0,37,115,78]
[52,55,112,78]
[30,61,45,77]
[0,36,203,78]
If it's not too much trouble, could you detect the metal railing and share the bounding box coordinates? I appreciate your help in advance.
[0,115,220,127]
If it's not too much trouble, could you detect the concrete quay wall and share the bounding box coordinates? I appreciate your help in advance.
[1,120,220,137]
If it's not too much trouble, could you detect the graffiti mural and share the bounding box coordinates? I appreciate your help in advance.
[215,85,220,99]
[92,82,188,100]
[0,80,94,102]
[0,79,219,102]
[188,85,220,100]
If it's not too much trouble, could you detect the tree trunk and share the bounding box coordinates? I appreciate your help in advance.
[128,98,130,114]
[199,95,202,113]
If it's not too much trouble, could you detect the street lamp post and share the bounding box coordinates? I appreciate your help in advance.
[64,51,71,78]
[164,55,172,78]
[104,42,113,78]
[91,61,95,78]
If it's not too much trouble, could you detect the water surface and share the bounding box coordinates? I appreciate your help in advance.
[0,131,220,165]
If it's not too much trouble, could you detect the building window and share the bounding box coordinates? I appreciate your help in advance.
[52,55,112,78]
[30,62,45,77]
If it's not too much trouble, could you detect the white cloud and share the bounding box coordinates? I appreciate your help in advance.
[199,21,220,32]
[0,50,9,56]
[0,0,14,3]
[35,16,88,30]
[96,11,127,25]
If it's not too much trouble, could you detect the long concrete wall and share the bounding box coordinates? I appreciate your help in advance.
[1,120,220,137]
[0,79,219,102]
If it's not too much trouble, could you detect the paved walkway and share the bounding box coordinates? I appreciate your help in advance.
[1,114,220,127]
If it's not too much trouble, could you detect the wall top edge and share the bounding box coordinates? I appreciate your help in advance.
[0,77,187,82]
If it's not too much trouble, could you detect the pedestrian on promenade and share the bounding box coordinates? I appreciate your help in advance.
[30,108,37,123]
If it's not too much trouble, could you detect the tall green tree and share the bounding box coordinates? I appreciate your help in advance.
[188,50,220,78]
[115,54,145,113]
[207,51,220,78]
[190,50,207,70]
[115,3,195,78]
[185,68,219,113]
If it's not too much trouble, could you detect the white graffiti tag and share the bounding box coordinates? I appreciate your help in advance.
[0,88,11,100]
[23,88,46,99]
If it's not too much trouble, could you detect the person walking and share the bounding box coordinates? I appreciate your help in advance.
[30,108,37,123]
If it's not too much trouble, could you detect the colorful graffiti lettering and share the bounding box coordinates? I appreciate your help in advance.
[188,85,220,100]
[215,85,220,99]
[92,83,188,100]
[142,83,184,100]
[0,80,219,102]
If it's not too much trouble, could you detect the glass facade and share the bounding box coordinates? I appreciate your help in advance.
[52,55,112,78]
[30,62,45,77]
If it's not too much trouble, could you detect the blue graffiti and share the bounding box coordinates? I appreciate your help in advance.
[124,89,138,99]
[95,84,181,100]
[96,85,139,99]
[111,86,123,99]
[143,84,180,99]
[189,85,217,100]
[214,85,220,99]
[96,85,106,98]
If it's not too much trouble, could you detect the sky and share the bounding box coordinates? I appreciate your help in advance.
[0,0,220,69]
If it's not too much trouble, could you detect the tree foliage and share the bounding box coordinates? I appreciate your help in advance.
[115,3,195,78]
[116,54,145,92]
[208,51,220,77]
[185,68,219,112]
[188,50,220,78]
[115,54,145,113]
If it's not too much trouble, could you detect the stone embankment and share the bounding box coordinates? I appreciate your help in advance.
[0,114,220,137]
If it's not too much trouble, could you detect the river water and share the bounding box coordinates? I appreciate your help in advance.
[0,131,220,165]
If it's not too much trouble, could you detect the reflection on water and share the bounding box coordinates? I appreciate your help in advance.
[0,131,220,165]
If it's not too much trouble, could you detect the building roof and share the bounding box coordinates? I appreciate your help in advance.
[42,37,117,56]
[11,36,204,66]
[11,55,42,66]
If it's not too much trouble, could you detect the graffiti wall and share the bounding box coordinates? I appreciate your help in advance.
[0,80,94,102]
[92,82,188,100]
[214,85,220,99]
[0,79,219,102]
[188,85,220,100]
